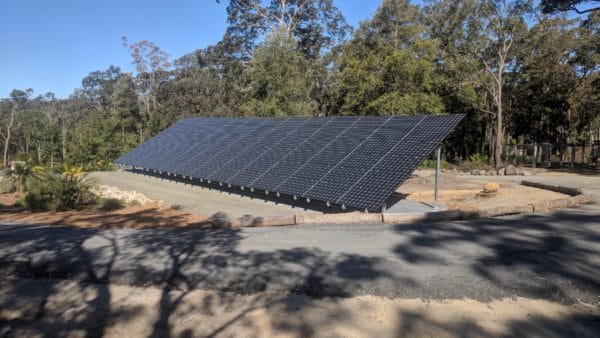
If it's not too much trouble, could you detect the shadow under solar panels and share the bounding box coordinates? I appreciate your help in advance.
[115,114,464,211]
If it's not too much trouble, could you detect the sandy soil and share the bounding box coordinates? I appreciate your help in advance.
[0,171,580,229]
[0,193,19,208]
[398,172,570,211]
[1,277,597,338]
[0,199,214,229]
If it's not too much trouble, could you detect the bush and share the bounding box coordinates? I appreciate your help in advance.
[25,175,98,211]
[52,164,85,178]
[458,153,491,171]
[0,163,42,193]
[468,153,489,164]
[96,198,124,211]
[85,160,116,172]
[418,159,453,170]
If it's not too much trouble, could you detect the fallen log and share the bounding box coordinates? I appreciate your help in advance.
[521,180,583,196]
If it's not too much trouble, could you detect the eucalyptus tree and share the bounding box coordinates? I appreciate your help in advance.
[569,11,600,144]
[426,0,532,167]
[336,0,444,116]
[1,89,32,167]
[122,37,171,129]
[241,31,318,116]
[157,46,244,121]
[218,0,351,59]
[81,65,123,112]
[509,17,579,146]
[110,74,141,145]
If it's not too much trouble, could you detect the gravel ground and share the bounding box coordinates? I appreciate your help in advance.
[1,202,598,304]
[89,171,322,218]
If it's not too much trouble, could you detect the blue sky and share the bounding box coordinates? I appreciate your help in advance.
[0,0,386,98]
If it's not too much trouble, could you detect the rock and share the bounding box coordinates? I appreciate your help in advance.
[505,165,518,175]
[497,168,505,176]
[486,170,497,176]
[478,170,487,176]
[92,184,167,207]
[471,170,479,175]
[520,170,532,176]
[483,182,500,193]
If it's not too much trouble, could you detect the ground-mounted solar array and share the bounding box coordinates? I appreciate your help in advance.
[116,115,464,211]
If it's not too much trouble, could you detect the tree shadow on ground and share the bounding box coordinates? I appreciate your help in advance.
[392,208,600,303]
[0,222,392,337]
[0,225,125,338]
[394,309,599,338]
[0,206,598,337]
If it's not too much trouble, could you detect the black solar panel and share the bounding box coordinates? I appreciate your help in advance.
[115,115,464,211]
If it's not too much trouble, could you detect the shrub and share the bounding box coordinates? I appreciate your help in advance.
[53,164,85,178]
[0,163,42,193]
[25,175,98,211]
[418,159,453,170]
[458,153,492,171]
[13,152,33,162]
[96,198,124,211]
[468,153,489,165]
[85,160,116,172]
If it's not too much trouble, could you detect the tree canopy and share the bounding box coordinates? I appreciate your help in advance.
[1,0,598,169]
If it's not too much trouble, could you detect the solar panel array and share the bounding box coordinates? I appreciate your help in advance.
[116,115,463,211]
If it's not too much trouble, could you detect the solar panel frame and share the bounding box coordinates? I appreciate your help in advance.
[115,114,464,211]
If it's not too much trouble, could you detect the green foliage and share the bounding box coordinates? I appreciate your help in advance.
[221,0,351,59]
[241,31,318,116]
[418,159,453,170]
[24,175,97,212]
[469,153,490,164]
[1,0,599,167]
[53,164,85,178]
[458,153,491,171]
[0,163,42,193]
[68,113,131,166]
[13,152,33,162]
[85,160,116,172]
[336,1,445,115]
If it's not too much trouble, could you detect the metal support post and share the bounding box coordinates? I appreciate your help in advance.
[434,147,441,210]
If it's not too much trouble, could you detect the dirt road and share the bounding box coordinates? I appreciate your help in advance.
[1,278,598,337]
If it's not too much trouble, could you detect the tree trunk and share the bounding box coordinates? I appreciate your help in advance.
[36,142,42,163]
[494,72,503,169]
[2,135,9,168]
[62,123,67,162]
[2,106,16,167]
[494,58,508,169]
[138,124,144,143]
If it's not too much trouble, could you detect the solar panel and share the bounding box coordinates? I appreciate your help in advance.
[115,115,463,211]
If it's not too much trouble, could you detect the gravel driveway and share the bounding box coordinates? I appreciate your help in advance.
[1,202,598,304]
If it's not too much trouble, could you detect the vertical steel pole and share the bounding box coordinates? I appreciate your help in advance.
[434,147,441,210]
